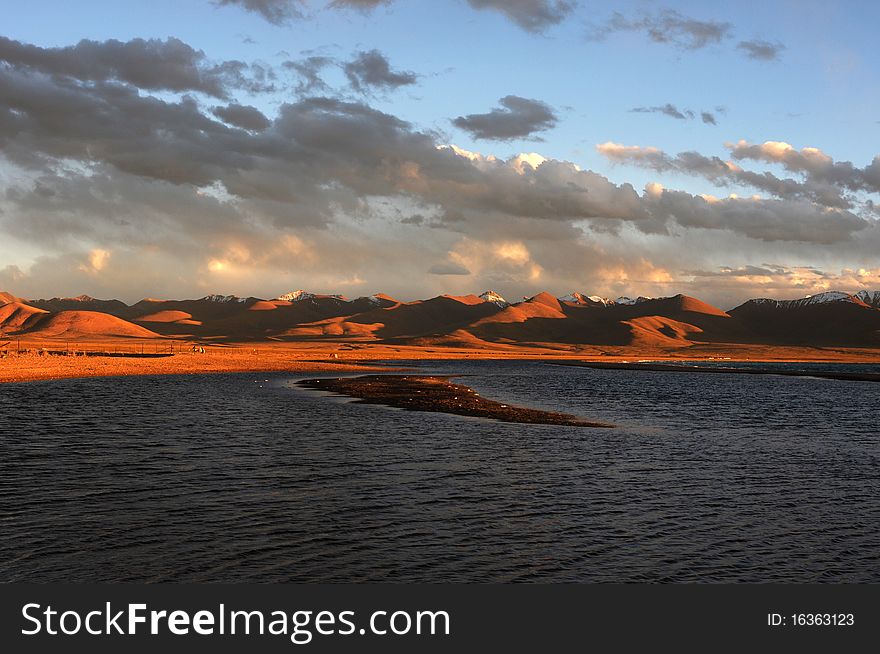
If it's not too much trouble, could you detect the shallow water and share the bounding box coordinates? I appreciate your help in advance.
[1,360,878,582]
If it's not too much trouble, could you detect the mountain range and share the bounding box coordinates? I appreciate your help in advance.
[2,289,880,349]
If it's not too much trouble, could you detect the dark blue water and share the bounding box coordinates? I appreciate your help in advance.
[1,360,878,582]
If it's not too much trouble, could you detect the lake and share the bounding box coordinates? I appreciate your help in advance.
[1,360,878,582]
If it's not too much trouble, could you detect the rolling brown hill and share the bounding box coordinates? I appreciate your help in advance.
[287,295,501,341]
[0,291,21,305]
[18,310,159,339]
[460,293,741,348]
[136,294,400,340]
[729,297,880,346]
[4,288,880,348]
[28,295,132,317]
[0,301,49,332]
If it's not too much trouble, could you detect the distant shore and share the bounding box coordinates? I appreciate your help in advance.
[0,347,382,384]
[2,339,879,384]
[554,360,880,382]
[298,374,613,427]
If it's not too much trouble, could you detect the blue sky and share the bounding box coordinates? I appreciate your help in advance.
[1,1,879,306]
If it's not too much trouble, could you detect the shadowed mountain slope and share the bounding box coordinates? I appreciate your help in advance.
[4,288,880,348]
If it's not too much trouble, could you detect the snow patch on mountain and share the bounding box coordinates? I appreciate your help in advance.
[751,290,876,309]
[275,290,314,302]
[479,290,509,307]
[559,292,655,306]
[201,295,247,303]
[615,296,653,306]
[855,290,880,308]
[357,294,387,306]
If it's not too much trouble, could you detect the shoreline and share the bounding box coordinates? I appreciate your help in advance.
[0,351,385,384]
[554,360,880,382]
[2,340,879,384]
[297,374,613,428]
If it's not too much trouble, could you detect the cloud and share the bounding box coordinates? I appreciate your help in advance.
[3,40,865,250]
[466,0,575,33]
[328,0,392,10]
[628,103,719,125]
[428,261,471,275]
[737,39,785,61]
[728,140,880,195]
[216,0,575,32]
[591,9,731,49]
[282,55,334,94]
[645,189,866,244]
[212,103,271,131]
[630,103,692,120]
[2,34,878,307]
[0,36,273,99]
[596,142,668,169]
[597,141,870,211]
[597,142,872,242]
[213,0,306,25]
[683,264,880,306]
[79,248,110,274]
[0,264,25,285]
[453,95,558,141]
[343,49,417,93]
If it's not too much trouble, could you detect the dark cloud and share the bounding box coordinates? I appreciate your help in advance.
[646,189,866,244]
[212,103,271,131]
[0,36,272,99]
[343,49,417,93]
[598,142,859,211]
[213,0,306,25]
[3,34,877,306]
[728,140,880,195]
[0,52,645,239]
[2,47,864,250]
[686,264,797,279]
[737,39,785,61]
[629,103,718,125]
[599,143,853,209]
[591,9,731,49]
[630,104,692,120]
[600,139,880,234]
[216,0,574,33]
[466,0,575,33]
[453,96,557,141]
[429,262,471,275]
[282,55,334,94]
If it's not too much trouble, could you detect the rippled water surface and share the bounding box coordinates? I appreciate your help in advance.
[1,360,878,582]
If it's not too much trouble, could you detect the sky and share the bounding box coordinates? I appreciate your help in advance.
[1,0,878,308]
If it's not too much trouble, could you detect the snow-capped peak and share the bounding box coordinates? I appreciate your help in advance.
[275,290,314,302]
[201,294,246,303]
[479,290,509,307]
[559,292,612,305]
[559,292,587,304]
[800,291,851,304]
[559,292,653,306]
[752,290,863,309]
[70,294,96,302]
[854,290,880,308]
[615,296,653,306]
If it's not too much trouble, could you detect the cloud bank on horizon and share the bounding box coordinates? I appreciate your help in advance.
[0,0,878,308]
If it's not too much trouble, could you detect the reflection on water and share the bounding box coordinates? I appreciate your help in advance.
[0,360,877,582]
